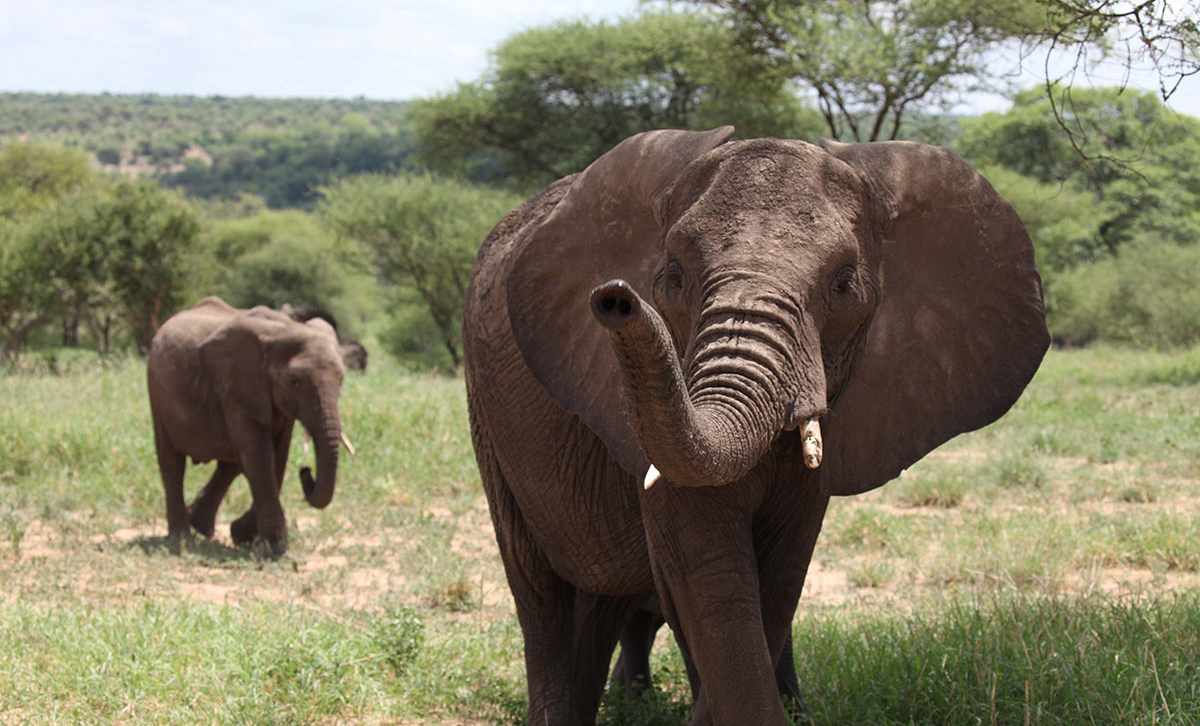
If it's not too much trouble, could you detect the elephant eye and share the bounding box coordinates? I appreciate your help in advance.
[831,266,857,297]
[662,260,685,293]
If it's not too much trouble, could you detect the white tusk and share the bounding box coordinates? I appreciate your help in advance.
[643,464,661,490]
[801,419,823,470]
[340,431,356,457]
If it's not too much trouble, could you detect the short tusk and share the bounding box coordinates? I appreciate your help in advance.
[643,464,661,490]
[801,419,823,470]
[340,431,356,457]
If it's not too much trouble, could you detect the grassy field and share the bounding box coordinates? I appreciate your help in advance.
[1,346,1199,724]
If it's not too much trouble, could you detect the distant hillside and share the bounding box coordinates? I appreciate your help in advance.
[0,92,418,207]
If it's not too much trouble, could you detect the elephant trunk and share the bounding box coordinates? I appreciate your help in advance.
[591,279,816,488]
[299,392,340,509]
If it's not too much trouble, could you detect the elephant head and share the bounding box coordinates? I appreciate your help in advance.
[200,309,349,509]
[507,126,1049,497]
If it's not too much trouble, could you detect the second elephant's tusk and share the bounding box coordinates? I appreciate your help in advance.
[340,432,356,457]
[643,464,661,490]
[801,419,823,470]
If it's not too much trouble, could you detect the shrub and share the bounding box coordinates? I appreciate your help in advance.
[1049,238,1200,349]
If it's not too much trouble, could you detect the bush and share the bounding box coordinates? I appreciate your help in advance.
[320,174,521,369]
[1050,239,1200,349]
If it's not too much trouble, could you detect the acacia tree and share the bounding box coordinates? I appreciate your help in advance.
[1025,0,1198,156]
[409,11,825,188]
[678,0,1046,140]
[0,142,96,357]
[98,181,202,352]
[319,174,520,368]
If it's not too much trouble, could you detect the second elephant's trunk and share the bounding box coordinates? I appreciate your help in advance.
[299,395,340,509]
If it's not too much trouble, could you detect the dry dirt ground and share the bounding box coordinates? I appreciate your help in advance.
[6,446,1198,627]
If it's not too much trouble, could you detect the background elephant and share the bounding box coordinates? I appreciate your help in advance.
[463,128,1049,724]
[147,296,350,557]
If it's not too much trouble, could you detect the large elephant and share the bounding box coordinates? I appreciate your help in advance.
[147,296,351,557]
[463,128,1049,724]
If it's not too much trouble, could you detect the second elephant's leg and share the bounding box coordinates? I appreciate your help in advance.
[229,423,286,556]
[188,462,240,538]
[231,425,292,550]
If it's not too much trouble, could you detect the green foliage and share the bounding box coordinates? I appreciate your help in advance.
[320,174,521,368]
[371,606,425,677]
[410,12,825,188]
[959,88,1200,252]
[0,142,95,220]
[0,143,103,356]
[0,93,418,209]
[81,181,202,352]
[1050,238,1200,348]
[199,209,372,331]
[162,123,419,208]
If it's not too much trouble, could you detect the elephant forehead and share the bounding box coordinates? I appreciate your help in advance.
[669,149,863,259]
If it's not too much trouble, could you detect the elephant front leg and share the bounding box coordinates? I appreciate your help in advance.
[230,425,293,549]
[642,484,788,726]
[230,423,287,557]
[753,485,830,726]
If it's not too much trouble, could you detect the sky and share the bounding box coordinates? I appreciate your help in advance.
[2,0,1197,117]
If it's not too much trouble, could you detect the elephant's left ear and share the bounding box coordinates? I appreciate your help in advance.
[819,141,1050,496]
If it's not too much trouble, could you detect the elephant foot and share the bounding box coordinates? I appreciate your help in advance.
[230,514,257,547]
[250,535,287,560]
[188,506,218,539]
[165,527,193,555]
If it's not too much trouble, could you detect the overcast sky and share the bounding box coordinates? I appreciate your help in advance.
[2,0,1197,117]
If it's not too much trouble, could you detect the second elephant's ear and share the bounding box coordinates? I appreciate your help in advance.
[507,127,735,478]
[820,141,1050,496]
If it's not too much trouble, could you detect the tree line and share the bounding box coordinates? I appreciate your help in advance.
[1,3,1197,368]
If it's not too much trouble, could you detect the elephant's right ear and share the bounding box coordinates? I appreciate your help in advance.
[507,127,735,478]
[199,316,275,426]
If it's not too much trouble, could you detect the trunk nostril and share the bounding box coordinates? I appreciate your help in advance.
[590,279,640,330]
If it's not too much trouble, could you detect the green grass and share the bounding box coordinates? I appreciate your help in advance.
[795,595,1200,725]
[1,345,1199,723]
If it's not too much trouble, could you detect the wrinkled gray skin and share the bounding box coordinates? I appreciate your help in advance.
[464,128,1049,725]
[147,297,347,557]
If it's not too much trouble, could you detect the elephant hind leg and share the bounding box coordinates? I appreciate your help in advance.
[610,602,663,694]
[188,462,241,538]
[152,421,188,548]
